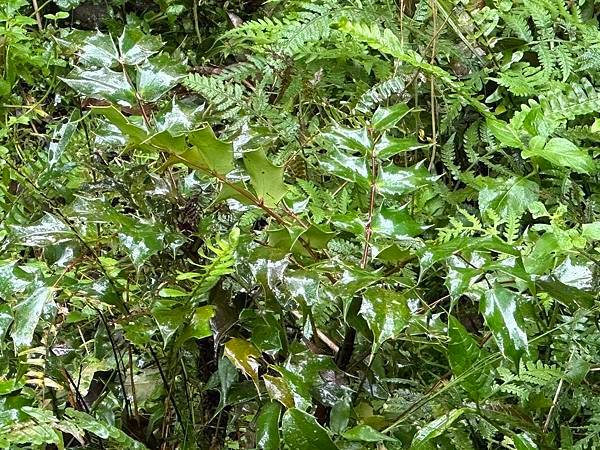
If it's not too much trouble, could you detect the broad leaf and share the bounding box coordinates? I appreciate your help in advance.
[360,287,410,355]
[411,408,467,449]
[136,54,186,102]
[322,127,371,154]
[321,148,369,188]
[186,126,235,174]
[478,177,539,218]
[480,286,528,364]
[282,408,338,450]
[372,205,427,240]
[486,118,522,148]
[522,137,594,174]
[224,338,262,389]
[10,213,73,248]
[256,402,281,450]
[243,149,288,207]
[372,103,411,131]
[11,286,53,349]
[377,161,438,196]
[343,424,398,442]
[62,67,136,106]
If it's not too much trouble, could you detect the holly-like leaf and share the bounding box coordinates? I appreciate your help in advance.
[321,148,369,188]
[372,103,411,131]
[136,54,186,102]
[343,424,398,442]
[243,149,288,207]
[360,287,410,356]
[411,408,467,449]
[62,67,136,106]
[322,127,371,154]
[480,286,528,364]
[377,161,439,196]
[118,27,162,65]
[185,126,235,174]
[371,205,427,240]
[11,286,54,350]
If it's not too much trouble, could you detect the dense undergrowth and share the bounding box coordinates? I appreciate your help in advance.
[1,0,600,448]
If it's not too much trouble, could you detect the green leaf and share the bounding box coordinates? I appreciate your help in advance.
[486,118,523,148]
[478,177,539,218]
[447,316,491,401]
[372,205,427,240]
[322,127,371,155]
[118,27,162,65]
[582,222,600,241]
[282,408,338,450]
[10,213,73,247]
[136,54,186,102]
[512,433,538,450]
[11,286,53,349]
[343,424,398,442]
[243,149,288,207]
[0,305,12,344]
[62,67,136,106]
[522,137,594,174]
[536,279,594,310]
[411,408,467,449]
[360,287,410,355]
[377,161,439,196]
[78,32,119,68]
[184,126,235,174]
[372,103,411,131]
[480,286,528,364]
[256,402,281,450]
[330,397,351,434]
[224,338,262,389]
[375,134,424,159]
[321,148,369,188]
[176,305,215,346]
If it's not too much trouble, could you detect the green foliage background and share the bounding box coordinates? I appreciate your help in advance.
[0,0,599,448]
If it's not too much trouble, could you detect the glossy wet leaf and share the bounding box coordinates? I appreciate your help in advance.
[411,408,467,449]
[343,424,398,442]
[117,27,162,65]
[243,149,288,207]
[321,148,369,188]
[224,338,262,389]
[536,279,594,310]
[478,177,539,218]
[447,315,491,401]
[377,161,439,196]
[360,287,410,355]
[322,127,371,155]
[10,213,73,247]
[256,402,281,450]
[372,103,411,131]
[263,375,294,408]
[480,286,528,364]
[176,305,215,346]
[0,305,12,344]
[282,408,338,450]
[522,137,594,174]
[78,32,119,68]
[372,205,426,240]
[330,397,351,434]
[375,134,424,159]
[62,67,136,107]
[11,286,53,349]
[136,54,186,102]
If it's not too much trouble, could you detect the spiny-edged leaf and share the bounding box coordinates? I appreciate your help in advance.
[224,338,262,389]
[447,315,491,401]
[480,285,528,364]
[377,161,439,196]
[322,126,371,155]
[243,149,288,207]
[11,286,54,349]
[282,408,338,450]
[371,205,427,240]
[78,32,119,67]
[151,301,187,345]
[0,305,12,344]
[256,402,281,450]
[9,213,73,248]
[536,279,595,310]
[117,27,162,65]
[62,67,136,106]
[522,137,594,174]
[512,432,538,450]
[374,134,424,159]
[186,126,234,174]
[582,222,600,241]
[136,54,186,102]
[411,408,467,449]
[372,103,411,131]
[343,424,398,442]
[478,176,539,218]
[486,118,523,148]
[91,105,150,146]
[118,223,182,270]
[321,147,369,188]
[360,287,410,355]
